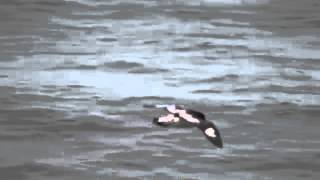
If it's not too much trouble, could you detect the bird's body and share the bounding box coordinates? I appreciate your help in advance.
[145,104,223,148]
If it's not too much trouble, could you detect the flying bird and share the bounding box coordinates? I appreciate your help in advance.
[144,104,223,148]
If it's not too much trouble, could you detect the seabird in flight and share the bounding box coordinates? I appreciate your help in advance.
[144,104,223,148]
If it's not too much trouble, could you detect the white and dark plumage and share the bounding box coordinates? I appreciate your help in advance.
[144,104,223,148]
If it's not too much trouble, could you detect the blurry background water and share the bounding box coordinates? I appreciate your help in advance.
[0,0,320,179]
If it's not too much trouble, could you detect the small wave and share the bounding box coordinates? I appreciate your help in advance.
[128,67,169,74]
[98,37,117,42]
[48,64,97,71]
[191,89,222,94]
[182,74,239,84]
[103,60,143,69]
[233,84,320,95]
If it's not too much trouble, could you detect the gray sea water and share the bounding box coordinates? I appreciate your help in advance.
[1,0,320,179]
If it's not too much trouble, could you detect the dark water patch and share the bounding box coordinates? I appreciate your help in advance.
[48,64,97,71]
[307,39,320,46]
[118,160,150,171]
[176,8,204,15]
[305,19,320,28]
[0,162,87,180]
[280,71,312,81]
[0,86,16,96]
[151,173,172,180]
[204,56,219,61]
[41,85,78,93]
[245,160,320,171]
[191,89,222,94]
[98,96,175,107]
[255,102,299,111]
[42,115,150,134]
[105,9,142,20]
[11,93,63,102]
[187,33,246,40]
[215,45,250,53]
[171,47,193,52]
[297,173,312,178]
[67,84,90,89]
[31,51,97,56]
[123,96,175,104]
[187,57,217,65]
[0,74,8,78]
[209,20,251,27]
[141,134,167,140]
[106,150,154,160]
[0,132,48,141]
[0,99,20,110]
[0,165,28,180]
[143,40,160,45]
[313,153,320,159]
[295,105,320,117]
[182,74,239,84]
[281,15,309,21]
[0,117,45,126]
[172,100,247,113]
[72,64,97,70]
[60,114,111,123]
[97,99,129,107]
[103,60,143,69]
[253,103,320,124]
[41,85,63,89]
[60,121,126,132]
[29,6,59,14]
[175,163,222,175]
[128,67,169,74]
[99,37,117,42]
[164,82,179,87]
[30,0,67,7]
[201,74,239,82]
[172,40,250,54]
[196,42,216,50]
[0,63,19,68]
[48,20,106,31]
[136,141,172,149]
[165,5,232,21]
[254,55,320,70]
[0,108,66,125]
[233,84,320,95]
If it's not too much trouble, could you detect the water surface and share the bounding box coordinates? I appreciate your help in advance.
[1,0,320,179]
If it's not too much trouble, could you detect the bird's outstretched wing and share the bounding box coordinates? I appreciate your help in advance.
[144,104,205,124]
[153,113,195,128]
[184,109,206,121]
[153,113,177,127]
[178,109,206,124]
[198,121,223,148]
[143,104,183,113]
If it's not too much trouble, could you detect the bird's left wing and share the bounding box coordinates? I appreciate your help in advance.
[153,113,177,127]
[198,121,223,148]
[143,104,182,113]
